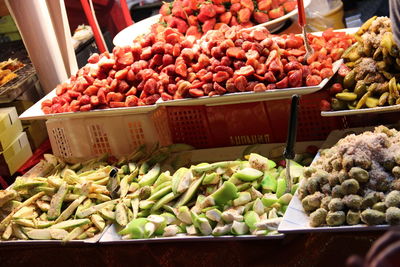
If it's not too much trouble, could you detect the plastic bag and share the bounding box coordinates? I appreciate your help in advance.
[305,0,345,31]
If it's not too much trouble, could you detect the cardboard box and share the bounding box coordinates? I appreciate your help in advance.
[0,132,32,176]
[0,107,23,150]
[23,120,48,150]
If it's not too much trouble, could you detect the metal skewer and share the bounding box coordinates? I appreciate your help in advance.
[297,0,314,60]
[283,94,300,193]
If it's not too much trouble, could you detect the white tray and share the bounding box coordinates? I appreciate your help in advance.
[18,60,340,120]
[278,126,397,234]
[113,0,311,47]
[19,88,157,120]
[114,15,161,47]
[321,105,400,117]
[157,60,341,107]
[278,191,390,233]
[249,0,311,33]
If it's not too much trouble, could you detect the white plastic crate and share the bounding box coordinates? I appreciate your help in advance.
[46,107,172,161]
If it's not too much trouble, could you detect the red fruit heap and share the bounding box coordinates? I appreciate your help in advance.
[41,26,354,114]
[159,0,298,37]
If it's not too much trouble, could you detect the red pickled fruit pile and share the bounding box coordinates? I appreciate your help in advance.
[41,26,355,114]
[157,0,298,38]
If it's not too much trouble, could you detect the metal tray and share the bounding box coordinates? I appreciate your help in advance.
[100,224,284,244]
[99,141,322,243]
[0,161,111,245]
[0,64,38,103]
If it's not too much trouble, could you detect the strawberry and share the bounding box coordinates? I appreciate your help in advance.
[159,2,171,16]
[188,0,198,10]
[188,15,198,26]
[237,8,251,23]
[320,100,331,111]
[241,21,254,27]
[230,3,241,15]
[171,4,185,19]
[241,0,255,12]
[214,23,226,30]
[230,16,239,26]
[268,6,284,19]
[257,0,272,11]
[198,3,216,21]
[186,26,202,39]
[173,17,189,34]
[253,11,269,23]
[283,1,297,13]
[271,0,280,9]
[214,4,226,14]
[202,18,217,34]
[219,11,232,24]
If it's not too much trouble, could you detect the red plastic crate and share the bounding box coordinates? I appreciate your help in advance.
[165,91,344,148]
[206,102,274,147]
[166,106,213,148]
[265,91,344,142]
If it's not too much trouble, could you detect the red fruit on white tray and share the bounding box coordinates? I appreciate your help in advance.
[42,26,355,114]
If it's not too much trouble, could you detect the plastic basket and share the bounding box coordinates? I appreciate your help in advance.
[206,102,274,147]
[166,105,213,148]
[46,109,172,161]
[265,91,344,142]
[164,91,343,148]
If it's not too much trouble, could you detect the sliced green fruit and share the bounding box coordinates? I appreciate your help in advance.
[118,218,148,239]
[50,219,91,229]
[25,229,52,240]
[233,168,263,182]
[151,192,179,212]
[175,174,205,208]
[244,211,260,231]
[276,178,287,198]
[138,164,161,187]
[211,181,238,205]
[47,182,68,220]
[261,170,279,192]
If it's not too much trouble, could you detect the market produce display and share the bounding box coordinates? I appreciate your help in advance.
[328,16,400,111]
[41,25,354,114]
[116,150,304,239]
[157,0,298,38]
[0,142,309,241]
[298,126,400,227]
[0,154,117,241]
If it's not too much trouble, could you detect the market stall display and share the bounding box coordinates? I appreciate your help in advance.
[113,0,311,47]
[110,153,303,239]
[1,141,319,242]
[322,16,400,116]
[0,154,117,242]
[157,0,299,37]
[34,26,353,116]
[280,126,400,233]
